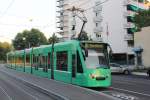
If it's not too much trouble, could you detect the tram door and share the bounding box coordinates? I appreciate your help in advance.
[72,51,84,85]
[72,54,76,78]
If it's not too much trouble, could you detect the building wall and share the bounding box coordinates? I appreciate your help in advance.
[134,26,150,67]
[56,0,146,54]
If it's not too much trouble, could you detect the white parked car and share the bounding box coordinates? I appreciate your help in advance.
[110,63,134,74]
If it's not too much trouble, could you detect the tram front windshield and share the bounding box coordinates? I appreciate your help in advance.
[83,43,109,69]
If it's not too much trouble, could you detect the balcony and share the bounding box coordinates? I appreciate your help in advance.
[93,6,102,12]
[124,34,134,41]
[123,0,147,10]
[57,22,68,28]
[124,22,135,28]
[93,16,103,22]
[57,0,68,8]
[94,27,103,33]
[123,11,136,17]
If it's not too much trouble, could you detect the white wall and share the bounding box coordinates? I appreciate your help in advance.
[101,0,129,53]
[61,0,134,54]
[135,27,150,68]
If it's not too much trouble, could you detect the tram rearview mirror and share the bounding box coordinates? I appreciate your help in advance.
[85,49,88,57]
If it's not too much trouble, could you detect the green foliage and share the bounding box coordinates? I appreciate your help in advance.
[134,9,150,31]
[48,34,59,44]
[0,42,12,62]
[13,28,48,50]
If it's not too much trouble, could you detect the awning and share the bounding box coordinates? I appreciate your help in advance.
[133,47,143,52]
[127,5,139,11]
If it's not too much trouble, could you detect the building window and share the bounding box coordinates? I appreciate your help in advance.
[60,12,63,16]
[60,27,63,30]
[127,40,134,47]
[56,51,68,71]
[96,13,98,16]
[96,23,98,27]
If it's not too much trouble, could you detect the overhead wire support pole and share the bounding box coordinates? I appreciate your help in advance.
[66,6,88,40]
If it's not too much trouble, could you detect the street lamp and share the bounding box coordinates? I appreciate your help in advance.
[22,37,26,72]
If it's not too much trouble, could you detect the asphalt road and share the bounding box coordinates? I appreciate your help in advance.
[0,67,54,100]
[100,75,150,100]
[1,64,150,100]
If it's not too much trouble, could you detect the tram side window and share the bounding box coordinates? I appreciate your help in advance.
[35,56,38,70]
[48,53,51,69]
[12,56,14,64]
[39,54,42,68]
[42,56,48,72]
[32,54,36,68]
[56,51,68,71]
[77,51,83,73]
[16,56,23,66]
[26,54,30,66]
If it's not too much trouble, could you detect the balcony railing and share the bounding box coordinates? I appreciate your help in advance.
[123,11,136,17]
[124,34,134,41]
[93,16,103,22]
[124,22,135,28]
[94,27,103,33]
[93,6,102,12]
[57,0,68,8]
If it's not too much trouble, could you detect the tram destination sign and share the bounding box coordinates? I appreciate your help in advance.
[85,43,104,49]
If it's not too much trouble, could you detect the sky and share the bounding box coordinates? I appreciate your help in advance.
[0,0,56,43]
[0,0,149,43]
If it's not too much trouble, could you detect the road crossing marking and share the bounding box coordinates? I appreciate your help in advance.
[0,85,12,100]
[110,87,150,97]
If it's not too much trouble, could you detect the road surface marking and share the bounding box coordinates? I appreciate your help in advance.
[113,81,135,85]
[110,87,150,97]
[0,85,12,100]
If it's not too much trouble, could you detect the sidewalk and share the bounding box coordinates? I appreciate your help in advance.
[0,65,117,100]
[132,72,148,76]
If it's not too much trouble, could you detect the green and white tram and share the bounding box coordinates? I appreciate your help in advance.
[7,40,111,87]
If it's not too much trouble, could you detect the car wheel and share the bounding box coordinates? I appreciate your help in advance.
[124,70,130,75]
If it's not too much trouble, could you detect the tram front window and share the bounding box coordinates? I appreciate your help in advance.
[81,43,109,69]
[85,49,109,69]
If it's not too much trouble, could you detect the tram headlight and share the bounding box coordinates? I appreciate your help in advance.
[89,73,100,79]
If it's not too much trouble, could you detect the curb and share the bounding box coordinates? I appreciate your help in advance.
[131,72,148,76]
[0,70,69,100]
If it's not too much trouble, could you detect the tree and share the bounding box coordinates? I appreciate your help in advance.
[13,28,48,50]
[48,34,59,44]
[0,42,12,62]
[134,9,150,31]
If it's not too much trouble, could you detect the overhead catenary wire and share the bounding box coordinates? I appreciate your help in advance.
[0,0,15,19]
[66,0,109,12]
[85,0,109,11]
[64,0,92,11]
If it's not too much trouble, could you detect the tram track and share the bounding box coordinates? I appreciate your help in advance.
[0,69,58,100]
[89,75,150,100]
[0,85,12,100]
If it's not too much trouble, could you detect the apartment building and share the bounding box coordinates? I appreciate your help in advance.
[134,26,150,68]
[56,0,148,65]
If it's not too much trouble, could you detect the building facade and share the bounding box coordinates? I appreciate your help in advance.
[134,26,150,68]
[56,0,148,65]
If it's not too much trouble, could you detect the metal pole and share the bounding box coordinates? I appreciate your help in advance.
[24,49,25,72]
[51,33,55,79]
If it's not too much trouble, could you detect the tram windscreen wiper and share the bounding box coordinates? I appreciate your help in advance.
[96,64,109,69]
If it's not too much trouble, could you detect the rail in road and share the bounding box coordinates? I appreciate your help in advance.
[0,68,59,100]
[94,75,150,100]
[0,64,116,100]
